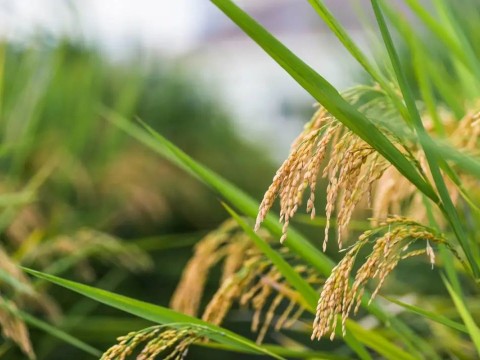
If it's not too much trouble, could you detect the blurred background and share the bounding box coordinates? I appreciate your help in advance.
[0,0,424,359]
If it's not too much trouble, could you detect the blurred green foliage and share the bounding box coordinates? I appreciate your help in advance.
[0,38,275,359]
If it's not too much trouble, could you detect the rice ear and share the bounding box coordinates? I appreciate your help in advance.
[312,217,453,340]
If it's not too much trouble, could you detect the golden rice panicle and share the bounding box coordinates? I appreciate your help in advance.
[311,253,354,340]
[173,219,323,343]
[255,107,337,243]
[373,104,480,227]
[322,130,388,250]
[201,256,263,326]
[256,102,391,248]
[312,217,450,341]
[170,219,250,316]
[202,247,322,343]
[101,326,202,360]
[0,247,60,321]
[452,107,480,152]
[0,299,34,359]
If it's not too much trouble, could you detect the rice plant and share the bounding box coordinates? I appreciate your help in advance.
[11,0,480,359]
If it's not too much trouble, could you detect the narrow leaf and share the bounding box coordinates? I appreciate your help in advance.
[382,296,467,333]
[443,277,480,354]
[345,321,416,360]
[211,0,438,203]
[17,310,102,357]
[23,268,285,359]
[371,0,480,278]
[224,204,318,310]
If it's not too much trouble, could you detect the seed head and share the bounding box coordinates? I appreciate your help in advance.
[256,103,390,249]
[312,217,453,340]
[0,299,34,359]
[172,220,323,343]
[101,326,202,360]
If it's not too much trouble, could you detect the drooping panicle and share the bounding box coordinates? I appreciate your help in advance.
[311,217,456,340]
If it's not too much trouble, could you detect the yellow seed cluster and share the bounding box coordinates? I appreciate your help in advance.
[255,108,338,244]
[171,220,323,344]
[0,247,61,358]
[256,105,389,249]
[202,256,319,343]
[312,217,450,340]
[0,299,34,359]
[452,108,480,151]
[257,89,480,250]
[323,131,387,250]
[373,107,480,226]
[170,219,245,316]
[102,327,201,360]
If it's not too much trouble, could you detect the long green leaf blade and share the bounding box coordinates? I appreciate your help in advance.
[102,108,334,276]
[306,0,410,122]
[210,0,438,204]
[382,296,467,333]
[201,342,350,359]
[224,204,318,310]
[17,310,102,358]
[371,0,480,278]
[23,268,285,360]
[443,277,480,354]
[345,321,416,360]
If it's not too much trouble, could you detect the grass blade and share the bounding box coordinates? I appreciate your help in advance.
[443,277,480,354]
[306,0,410,123]
[102,108,334,276]
[224,204,318,310]
[16,310,102,358]
[23,268,285,360]
[403,0,480,80]
[210,0,438,204]
[200,342,350,359]
[371,0,480,278]
[345,321,416,360]
[382,296,467,333]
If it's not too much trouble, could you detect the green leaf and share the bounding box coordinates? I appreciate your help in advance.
[224,204,318,310]
[443,277,480,354]
[371,0,480,278]
[23,268,285,360]
[101,107,334,277]
[306,0,409,122]
[210,0,438,204]
[403,0,480,80]
[201,342,350,359]
[345,320,416,360]
[382,296,467,333]
[0,191,35,207]
[16,310,102,358]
